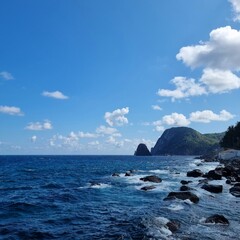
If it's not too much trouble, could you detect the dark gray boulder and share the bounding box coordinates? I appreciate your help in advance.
[206,170,222,180]
[164,191,199,203]
[166,220,180,232]
[187,169,204,177]
[141,185,156,191]
[134,143,151,156]
[112,173,120,177]
[229,186,240,197]
[180,180,192,185]
[205,214,229,225]
[180,185,192,191]
[140,175,162,183]
[201,184,223,193]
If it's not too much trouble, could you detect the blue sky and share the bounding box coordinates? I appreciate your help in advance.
[1,0,240,154]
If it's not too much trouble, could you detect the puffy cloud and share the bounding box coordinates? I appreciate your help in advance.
[0,71,14,80]
[42,91,69,100]
[162,113,191,126]
[189,110,234,123]
[0,106,24,116]
[25,120,52,131]
[104,107,129,126]
[96,125,119,135]
[158,77,206,101]
[200,68,240,93]
[176,26,240,71]
[229,0,240,21]
[31,136,37,142]
[106,136,124,148]
[152,105,162,110]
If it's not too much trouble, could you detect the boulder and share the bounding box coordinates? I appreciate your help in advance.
[140,175,162,183]
[229,186,240,197]
[187,169,203,177]
[205,214,229,225]
[180,185,192,191]
[164,191,199,203]
[206,170,222,180]
[134,143,151,156]
[180,180,192,185]
[141,185,156,191]
[125,172,132,177]
[201,184,223,193]
[166,220,180,232]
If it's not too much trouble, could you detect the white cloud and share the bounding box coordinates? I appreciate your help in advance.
[200,68,240,93]
[158,77,206,101]
[162,113,191,126]
[189,110,234,123]
[96,125,119,135]
[176,26,240,71]
[106,136,124,148]
[104,107,129,126]
[88,141,100,146]
[0,71,14,80]
[0,106,24,116]
[31,136,37,142]
[25,120,53,131]
[42,91,69,100]
[229,0,240,21]
[152,105,162,110]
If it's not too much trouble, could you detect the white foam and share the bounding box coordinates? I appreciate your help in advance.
[149,169,169,174]
[90,183,111,189]
[167,203,184,211]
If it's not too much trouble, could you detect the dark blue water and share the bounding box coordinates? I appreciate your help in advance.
[0,155,240,239]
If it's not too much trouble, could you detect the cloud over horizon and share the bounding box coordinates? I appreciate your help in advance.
[0,106,24,116]
[25,120,53,131]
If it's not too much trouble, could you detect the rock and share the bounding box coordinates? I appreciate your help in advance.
[164,191,199,203]
[201,184,223,193]
[141,185,156,191]
[206,170,222,180]
[134,143,151,156]
[180,185,191,191]
[180,180,192,185]
[229,186,240,197]
[112,173,120,177]
[198,179,208,184]
[205,214,229,225]
[125,172,132,177]
[140,175,162,183]
[90,182,101,187]
[166,220,180,232]
[187,169,204,177]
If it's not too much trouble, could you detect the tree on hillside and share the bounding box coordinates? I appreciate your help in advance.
[220,122,240,150]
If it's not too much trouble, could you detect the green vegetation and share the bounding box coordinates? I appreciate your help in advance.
[151,127,223,155]
[220,122,240,150]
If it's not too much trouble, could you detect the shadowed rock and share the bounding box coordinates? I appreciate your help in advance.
[166,220,180,232]
[140,175,162,183]
[180,180,192,185]
[229,185,240,197]
[187,169,204,178]
[201,184,223,193]
[112,173,120,177]
[206,170,222,180]
[205,214,229,225]
[180,185,192,191]
[164,191,199,203]
[141,185,156,191]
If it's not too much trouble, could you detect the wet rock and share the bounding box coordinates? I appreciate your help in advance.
[166,220,180,232]
[187,169,203,178]
[140,175,162,183]
[90,182,101,187]
[198,179,208,184]
[206,170,222,180]
[112,173,120,177]
[201,184,223,193]
[164,191,199,203]
[229,185,240,197]
[180,185,192,191]
[141,185,156,191]
[180,180,192,185]
[205,214,229,225]
[125,172,132,177]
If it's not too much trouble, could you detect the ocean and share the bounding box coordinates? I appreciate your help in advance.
[0,155,239,240]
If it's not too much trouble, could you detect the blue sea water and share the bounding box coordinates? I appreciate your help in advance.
[0,155,240,240]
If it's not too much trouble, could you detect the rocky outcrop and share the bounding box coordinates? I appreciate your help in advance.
[205,214,229,225]
[134,143,151,156]
[229,185,240,197]
[140,175,162,183]
[164,191,199,203]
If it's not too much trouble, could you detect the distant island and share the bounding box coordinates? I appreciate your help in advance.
[135,127,224,156]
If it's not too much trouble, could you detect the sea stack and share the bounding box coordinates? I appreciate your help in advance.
[134,143,151,156]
